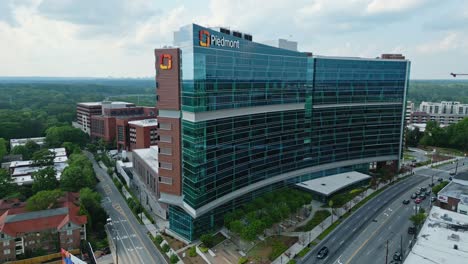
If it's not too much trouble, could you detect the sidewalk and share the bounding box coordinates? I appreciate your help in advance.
[271,157,461,264]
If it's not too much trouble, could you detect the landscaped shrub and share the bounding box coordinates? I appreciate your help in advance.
[170,254,179,264]
[188,246,197,257]
[238,257,248,264]
[162,243,170,253]
[154,235,163,244]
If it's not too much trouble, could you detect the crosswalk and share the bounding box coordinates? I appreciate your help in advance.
[103,184,112,195]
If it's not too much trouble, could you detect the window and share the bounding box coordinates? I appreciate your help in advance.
[159,177,173,185]
[160,135,172,143]
[3,241,9,246]
[460,210,467,215]
[159,162,173,170]
[4,249,10,255]
[67,230,72,235]
[160,148,172,156]
[159,122,172,130]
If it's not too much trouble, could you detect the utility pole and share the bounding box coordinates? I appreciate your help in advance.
[401,235,403,257]
[385,240,389,264]
[455,159,459,174]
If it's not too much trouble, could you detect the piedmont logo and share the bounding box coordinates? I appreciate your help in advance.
[159,54,172,70]
[199,30,240,49]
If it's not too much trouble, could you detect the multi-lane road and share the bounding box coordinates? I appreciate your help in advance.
[86,151,167,264]
[301,157,468,264]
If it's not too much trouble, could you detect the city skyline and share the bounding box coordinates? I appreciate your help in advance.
[0,0,467,79]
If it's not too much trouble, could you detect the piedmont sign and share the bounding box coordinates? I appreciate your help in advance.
[199,30,240,49]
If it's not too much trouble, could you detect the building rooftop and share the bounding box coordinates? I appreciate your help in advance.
[296,171,371,196]
[404,206,468,264]
[128,118,158,127]
[439,181,468,205]
[78,102,102,106]
[10,137,46,149]
[454,172,468,182]
[133,146,159,174]
[0,192,87,236]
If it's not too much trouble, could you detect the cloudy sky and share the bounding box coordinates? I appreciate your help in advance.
[1,0,467,79]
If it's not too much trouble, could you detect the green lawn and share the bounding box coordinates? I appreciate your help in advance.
[295,210,331,232]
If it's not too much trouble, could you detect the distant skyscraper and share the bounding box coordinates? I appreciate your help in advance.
[153,23,410,240]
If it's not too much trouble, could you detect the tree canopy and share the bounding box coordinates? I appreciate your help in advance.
[60,153,96,192]
[45,125,89,148]
[420,118,468,152]
[26,189,63,211]
[0,138,7,161]
[0,169,16,199]
[31,167,59,194]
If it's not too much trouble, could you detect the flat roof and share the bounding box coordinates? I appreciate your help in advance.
[296,171,371,196]
[128,119,158,127]
[438,182,468,205]
[454,171,468,182]
[404,206,468,264]
[132,146,158,174]
[78,102,102,106]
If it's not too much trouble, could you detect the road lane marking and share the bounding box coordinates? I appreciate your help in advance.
[118,216,145,263]
[345,203,404,264]
[388,208,393,212]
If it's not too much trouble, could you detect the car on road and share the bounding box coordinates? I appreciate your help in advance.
[420,195,426,200]
[450,171,456,175]
[449,177,453,181]
[429,183,435,187]
[425,190,431,196]
[317,246,329,259]
[402,199,410,205]
[416,190,421,195]
[106,218,112,225]
[420,187,427,192]
[411,193,417,199]
[408,226,416,234]
[415,198,422,204]
[431,197,437,202]
[393,251,402,261]
[438,177,443,182]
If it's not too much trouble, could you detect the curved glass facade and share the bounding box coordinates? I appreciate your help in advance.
[167,24,410,241]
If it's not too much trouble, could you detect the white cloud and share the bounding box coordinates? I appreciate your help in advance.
[416,32,466,54]
[366,0,428,14]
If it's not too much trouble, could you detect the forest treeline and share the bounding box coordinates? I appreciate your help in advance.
[0,79,155,141]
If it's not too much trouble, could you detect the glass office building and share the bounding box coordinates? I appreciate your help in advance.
[155,24,410,241]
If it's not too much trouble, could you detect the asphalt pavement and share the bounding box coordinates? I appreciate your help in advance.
[86,151,168,264]
[301,157,468,264]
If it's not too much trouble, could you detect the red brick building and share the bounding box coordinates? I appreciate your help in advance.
[75,102,135,135]
[0,193,87,262]
[128,119,158,150]
[89,102,157,150]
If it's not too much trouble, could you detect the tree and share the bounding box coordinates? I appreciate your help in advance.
[0,169,16,198]
[409,213,426,229]
[170,254,179,264]
[45,125,88,148]
[26,189,63,211]
[229,220,243,234]
[32,149,55,166]
[25,140,40,154]
[62,142,81,155]
[32,167,58,194]
[0,138,7,161]
[79,188,107,232]
[60,165,96,192]
[11,145,30,160]
[200,234,214,248]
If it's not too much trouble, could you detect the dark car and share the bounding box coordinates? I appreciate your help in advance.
[393,251,402,261]
[449,177,453,181]
[411,193,417,199]
[317,246,329,259]
[431,196,437,202]
[429,183,435,187]
[420,195,426,200]
[408,226,416,234]
[402,199,410,205]
[426,190,431,196]
[438,177,443,182]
